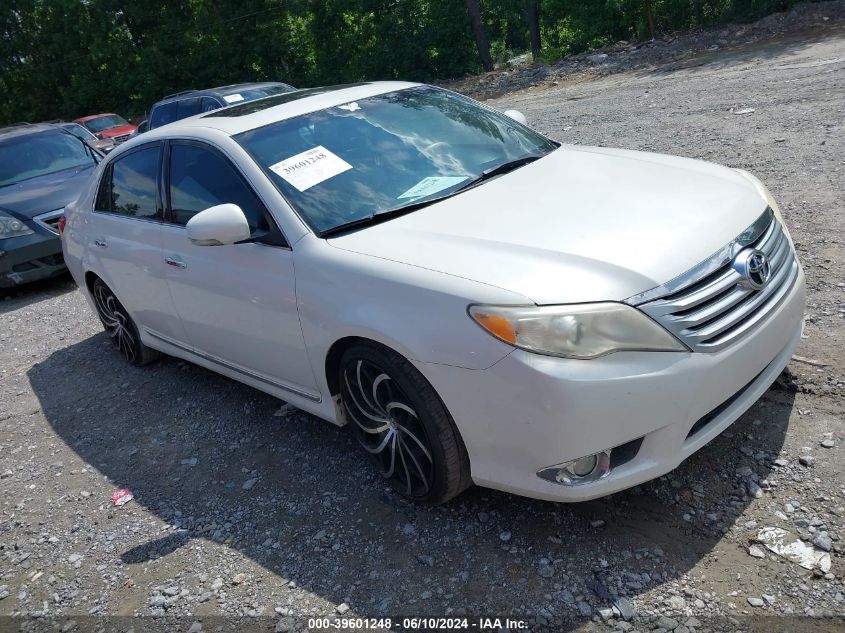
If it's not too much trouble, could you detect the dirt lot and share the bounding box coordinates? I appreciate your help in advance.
[1,14,844,633]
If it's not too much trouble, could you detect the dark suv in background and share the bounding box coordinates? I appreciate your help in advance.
[145,81,295,131]
[0,123,101,288]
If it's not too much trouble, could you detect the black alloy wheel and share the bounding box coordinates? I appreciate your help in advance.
[340,341,471,504]
[91,278,160,366]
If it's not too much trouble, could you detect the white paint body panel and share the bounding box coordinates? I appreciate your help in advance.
[61,82,806,502]
[158,224,319,398]
[330,145,767,304]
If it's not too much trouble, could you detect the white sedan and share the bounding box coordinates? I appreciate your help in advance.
[62,81,805,504]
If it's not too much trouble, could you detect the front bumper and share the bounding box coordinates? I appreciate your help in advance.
[415,266,806,502]
[0,231,66,288]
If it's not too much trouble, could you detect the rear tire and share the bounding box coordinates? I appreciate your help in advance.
[339,341,471,504]
[91,278,161,366]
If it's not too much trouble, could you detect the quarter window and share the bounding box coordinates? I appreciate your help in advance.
[177,97,202,119]
[95,146,161,219]
[200,97,220,113]
[150,102,177,129]
[168,144,268,232]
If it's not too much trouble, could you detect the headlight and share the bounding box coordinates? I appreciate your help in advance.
[468,303,687,359]
[734,169,792,240]
[0,211,34,240]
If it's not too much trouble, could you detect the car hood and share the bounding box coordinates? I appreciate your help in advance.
[328,146,767,304]
[0,164,96,219]
[99,124,136,138]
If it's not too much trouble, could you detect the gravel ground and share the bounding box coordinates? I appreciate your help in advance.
[1,16,844,633]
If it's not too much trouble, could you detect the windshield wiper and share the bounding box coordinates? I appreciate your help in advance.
[319,153,546,238]
[319,196,449,238]
[452,153,545,194]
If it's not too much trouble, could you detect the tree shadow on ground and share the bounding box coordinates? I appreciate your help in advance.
[27,330,795,630]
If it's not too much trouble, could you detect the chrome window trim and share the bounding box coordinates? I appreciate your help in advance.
[626,207,774,306]
[89,211,169,226]
[32,208,65,235]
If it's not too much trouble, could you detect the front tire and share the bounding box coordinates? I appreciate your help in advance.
[340,341,471,504]
[91,278,160,366]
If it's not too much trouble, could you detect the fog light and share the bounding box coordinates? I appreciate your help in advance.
[570,454,598,477]
[537,450,611,486]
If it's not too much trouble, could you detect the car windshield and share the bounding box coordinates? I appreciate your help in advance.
[84,114,128,133]
[0,131,97,187]
[236,86,557,234]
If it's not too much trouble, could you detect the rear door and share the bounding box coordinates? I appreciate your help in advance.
[157,139,318,399]
[89,142,186,343]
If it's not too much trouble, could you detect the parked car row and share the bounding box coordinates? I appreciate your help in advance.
[1,81,297,289]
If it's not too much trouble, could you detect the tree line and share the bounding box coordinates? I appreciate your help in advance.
[0,0,810,125]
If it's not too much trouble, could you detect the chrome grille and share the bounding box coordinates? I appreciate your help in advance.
[638,211,799,352]
[112,134,130,143]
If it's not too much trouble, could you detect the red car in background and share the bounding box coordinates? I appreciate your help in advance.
[73,113,136,144]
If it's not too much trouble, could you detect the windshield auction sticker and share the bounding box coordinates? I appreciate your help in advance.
[398,176,468,200]
[223,93,244,103]
[269,146,353,192]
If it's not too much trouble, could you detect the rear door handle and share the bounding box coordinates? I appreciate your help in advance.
[165,256,187,269]
[94,239,107,248]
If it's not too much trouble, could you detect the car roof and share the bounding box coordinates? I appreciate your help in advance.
[154,82,294,106]
[0,122,62,141]
[212,81,292,96]
[148,81,421,137]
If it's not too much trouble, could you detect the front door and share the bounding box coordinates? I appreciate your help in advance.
[158,140,318,399]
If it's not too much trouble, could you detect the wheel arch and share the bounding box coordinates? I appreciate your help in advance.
[323,334,426,398]
[324,335,371,398]
[84,270,101,295]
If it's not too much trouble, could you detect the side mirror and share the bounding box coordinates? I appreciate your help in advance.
[137,120,149,134]
[503,109,528,125]
[186,204,251,246]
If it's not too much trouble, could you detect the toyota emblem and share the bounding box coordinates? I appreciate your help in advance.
[733,248,771,290]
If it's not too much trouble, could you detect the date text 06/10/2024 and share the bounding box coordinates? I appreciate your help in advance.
[306,617,529,630]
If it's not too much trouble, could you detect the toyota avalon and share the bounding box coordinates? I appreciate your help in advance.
[61,82,805,504]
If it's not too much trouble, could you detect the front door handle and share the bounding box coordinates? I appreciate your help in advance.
[94,239,107,248]
[164,257,187,269]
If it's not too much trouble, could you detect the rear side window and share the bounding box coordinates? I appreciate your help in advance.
[200,97,220,113]
[149,102,177,129]
[177,98,202,120]
[95,146,161,219]
[168,143,268,232]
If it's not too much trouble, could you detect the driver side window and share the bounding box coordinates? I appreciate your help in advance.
[167,143,269,232]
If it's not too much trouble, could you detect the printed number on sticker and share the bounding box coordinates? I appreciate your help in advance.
[269,146,352,192]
